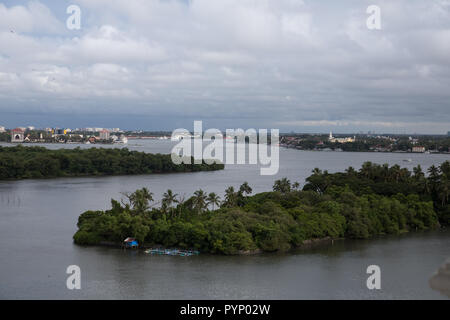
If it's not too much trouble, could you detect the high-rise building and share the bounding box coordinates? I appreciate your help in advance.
[99,129,110,140]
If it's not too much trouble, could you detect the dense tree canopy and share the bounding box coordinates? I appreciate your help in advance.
[0,145,224,180]
[74,162,449,254]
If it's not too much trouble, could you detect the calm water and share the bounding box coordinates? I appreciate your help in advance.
[0,140,449,299]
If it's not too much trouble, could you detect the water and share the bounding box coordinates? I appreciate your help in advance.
[0,140,449,299]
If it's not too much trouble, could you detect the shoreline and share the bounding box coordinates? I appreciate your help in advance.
[82,237,345,256]
[280,145,450,155]
[78,228,449,256]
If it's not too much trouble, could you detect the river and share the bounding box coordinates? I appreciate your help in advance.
[0,140,449,299]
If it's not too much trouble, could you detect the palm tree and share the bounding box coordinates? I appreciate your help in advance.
[292,182,300,190]
[413,165,424,180]
[207,192,221,211]
[273,178,291,193]
[428,165,440,196]
[345,167,356,176]
[224,186,237,207]
[239,182,252,196]
[127,187,153,215]
[438,174,450,206]
[162,189,178,214]
[360,162,373,179]
[176,194,186,217]
[193,189,207,213]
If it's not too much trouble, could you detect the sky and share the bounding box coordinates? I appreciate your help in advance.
[0,0,449,133]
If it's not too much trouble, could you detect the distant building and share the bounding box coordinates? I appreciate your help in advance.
[99,129,110,140]
[328,131,356,143]
[412,146,426,153]
[0,126,5,133]
[448,131,450,136]
[52,128,67,136]
[11,128,25,143]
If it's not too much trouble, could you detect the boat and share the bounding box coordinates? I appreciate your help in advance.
[144,248,200,256]
[403,159,412,162]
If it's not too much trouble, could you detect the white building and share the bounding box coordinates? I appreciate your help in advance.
[0,126,5,133]
[99,129,110,140]
[11,128,25,143]
[328,131,356,143]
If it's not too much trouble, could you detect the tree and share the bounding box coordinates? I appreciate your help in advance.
[207,192,221,211]
[273,178,291,193]
[223,186,237,208]
[438,174,450,206]
[127,187,153,215]
[193,189,208,213]
[413,165,424,180]
[162,189,178,215]
[428,165,440,196]
[239,182,252,196]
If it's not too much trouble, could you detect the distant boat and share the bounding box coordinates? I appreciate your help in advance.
[403,159,412,162]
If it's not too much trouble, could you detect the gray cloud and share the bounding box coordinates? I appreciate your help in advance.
[0,0,449,133]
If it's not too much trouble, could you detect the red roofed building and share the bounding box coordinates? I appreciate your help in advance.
[11,128,25,143]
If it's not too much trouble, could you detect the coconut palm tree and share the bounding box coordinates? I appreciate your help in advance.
[438,174,450,206]
[193,189,207,213]
[128,187,153,215]
[207,192,221,211]
[413,165,424,180]
[162,189,178,214]
[223,186,237,207]
[239,182,252,196]
[292,182,300,190]
[273,178,291,193]
[428,165,441,196]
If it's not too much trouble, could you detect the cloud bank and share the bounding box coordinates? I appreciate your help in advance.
[0,0,449,133]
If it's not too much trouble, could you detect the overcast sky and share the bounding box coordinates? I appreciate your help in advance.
[0,0,449,133]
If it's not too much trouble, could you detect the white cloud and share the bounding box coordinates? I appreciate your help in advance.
[0,1,64,34]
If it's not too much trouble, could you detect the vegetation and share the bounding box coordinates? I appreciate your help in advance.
[73,162,449,254]
[0,145,224,180]
[281,134,450,153]
[0,132,11,142]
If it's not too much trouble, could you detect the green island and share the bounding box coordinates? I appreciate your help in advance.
[73,161,450,254]
[0,145,224,180]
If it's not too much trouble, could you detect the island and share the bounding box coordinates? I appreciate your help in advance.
[73,161,449,255]
[0,145,224,180]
